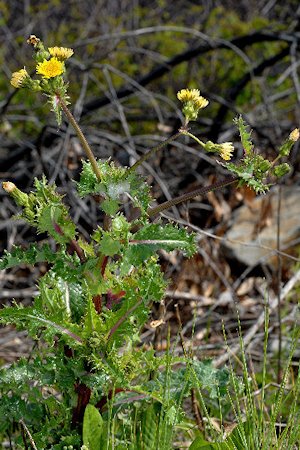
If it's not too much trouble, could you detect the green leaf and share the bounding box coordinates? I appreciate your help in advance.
[189,437,219,449]
[99,233,121,256]
[82,404,103,450]
[0,306,83,345]
[122,223,196,268]
[0,243,52,269]
[77,160,152,214]
[234,116,253,155]
[138,403,159,450]
[192,360,230,399]
[101,198,120,215]
[6,176,77,243]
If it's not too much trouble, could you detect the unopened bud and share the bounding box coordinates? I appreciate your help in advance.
[258,159,271,173]
[10,68,30,89]
[2,181,29,206]
[2,181,16,193]
[273,163,291,178]
[279,129,300,157]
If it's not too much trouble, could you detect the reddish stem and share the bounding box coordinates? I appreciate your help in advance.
[95,388,125,411]
[106,290,126,310]
[53,221,85,262]
[72,382,92,427]
[101,255,109,276]
[92,294,102,314]
[107,298,143,340]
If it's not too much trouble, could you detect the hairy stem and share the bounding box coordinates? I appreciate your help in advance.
[128,131,182,173]
[57,96,102,181]
[148,176,238,217]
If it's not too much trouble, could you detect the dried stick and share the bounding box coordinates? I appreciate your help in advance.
[19,419,38,450]
[214,269,300,368]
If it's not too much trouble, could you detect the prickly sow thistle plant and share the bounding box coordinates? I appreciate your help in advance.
[1,37,299,448]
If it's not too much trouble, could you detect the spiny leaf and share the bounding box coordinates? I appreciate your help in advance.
[0,306,83,345]
[234,115,253,155]
[98,233,122,256]
[121,223,196,268]
[77,160,152,214]
[0,243,53,269]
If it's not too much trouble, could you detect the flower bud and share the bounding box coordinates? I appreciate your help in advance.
[2,181,16,193]
[10,68,30,89]
[219,142,234,161]
[273,163,291,178]
[289,128,299,142]
[204,140,234,160]
[2,181,29,206]
[257,159,271,173]
[279,129,299,157]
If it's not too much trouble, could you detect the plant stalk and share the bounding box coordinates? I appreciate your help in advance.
[58,96,102,181]
[148,176,238,217]
[128,131,182,173]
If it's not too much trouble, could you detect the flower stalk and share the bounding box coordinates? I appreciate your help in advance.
[57,96,102,181]
[128,131,182,173]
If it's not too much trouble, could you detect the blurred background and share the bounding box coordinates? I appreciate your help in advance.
[1,0,300,363]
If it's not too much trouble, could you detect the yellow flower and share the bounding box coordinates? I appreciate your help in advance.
[177,88,209,122]
[289,128,300,142]
[177,88,209,108]
[219,142,234,161]
[10,68,30,88]
[48,47,74,61]
[36,57,64,79]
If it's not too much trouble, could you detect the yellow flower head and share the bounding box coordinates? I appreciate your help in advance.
[10,68,30,88]
[219,142,234,161]
[36,57,64,79]
[48,47,74,61]
[204,141,234,160]
[177,89,208,107]
[177,88,209,122]
[289,128,300,142]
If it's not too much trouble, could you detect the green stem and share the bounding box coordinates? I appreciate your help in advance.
[180,130,206,148]
[148,176,238,217]
[58,96,102,181]
[128,131,182,173]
